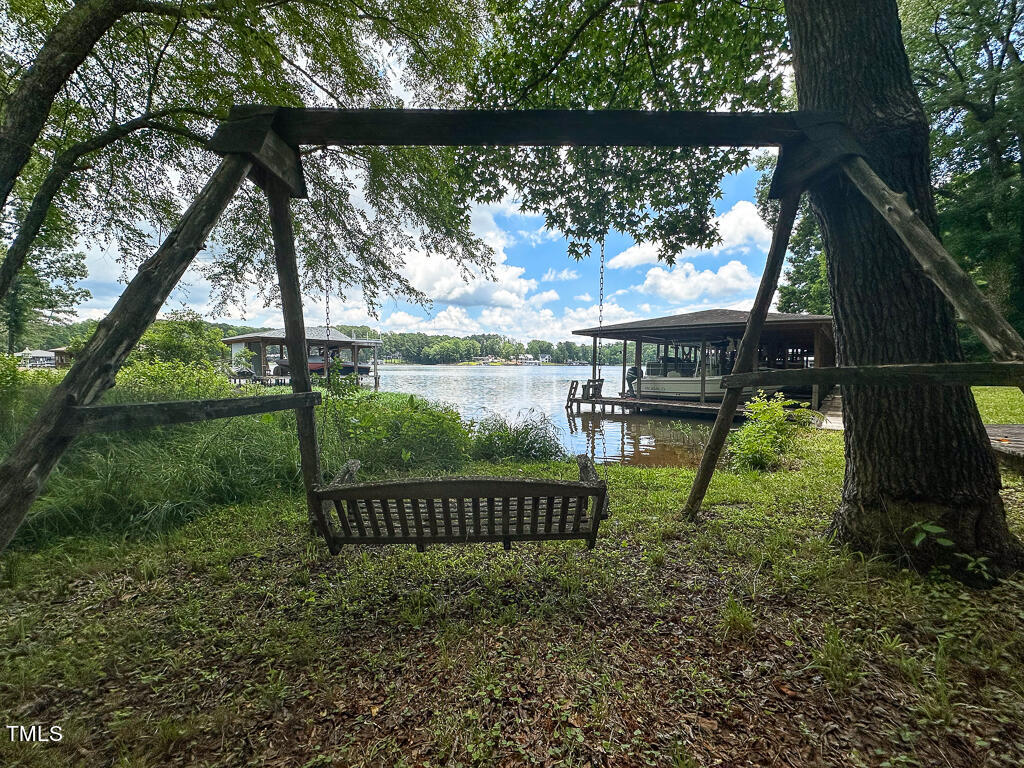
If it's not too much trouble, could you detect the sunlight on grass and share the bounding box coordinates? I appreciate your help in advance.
[973,386,1024,424]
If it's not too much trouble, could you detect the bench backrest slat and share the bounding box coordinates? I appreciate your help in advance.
[381,498,396,536]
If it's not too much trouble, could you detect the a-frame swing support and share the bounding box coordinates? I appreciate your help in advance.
[681,116,1024,519]
[1,106,1023,551]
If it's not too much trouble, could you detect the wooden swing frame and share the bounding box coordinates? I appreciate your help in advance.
[1,105,1023,546]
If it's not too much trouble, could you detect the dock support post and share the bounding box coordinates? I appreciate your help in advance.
[373,344,379,390]
[700,337,707,403]
[634,340,642,398]
[683,192,801,520]
[621,341,628,396]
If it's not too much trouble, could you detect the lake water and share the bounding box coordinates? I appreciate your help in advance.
[376,364,709,467]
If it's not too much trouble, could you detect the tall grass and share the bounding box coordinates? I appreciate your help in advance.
[469,410,566,462]
[0,361,565,547]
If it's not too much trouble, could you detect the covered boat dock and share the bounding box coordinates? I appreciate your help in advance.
[571,308,836,414]
[223,325,382,388]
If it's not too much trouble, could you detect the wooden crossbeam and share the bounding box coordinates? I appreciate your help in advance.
[64,392,322,435]
[262,108,818,148]
[207,107,307,198]
[768,114,866,199]
[722,362,1024,390]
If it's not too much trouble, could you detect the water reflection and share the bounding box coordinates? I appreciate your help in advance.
[376,364,708,467]
[567,411,707,467]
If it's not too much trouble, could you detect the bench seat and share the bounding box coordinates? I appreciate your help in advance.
[313,475,608,554]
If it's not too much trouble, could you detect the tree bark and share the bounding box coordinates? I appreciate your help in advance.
[0,154,250,553]
[0,0,141,216]
[784,0,1023,579]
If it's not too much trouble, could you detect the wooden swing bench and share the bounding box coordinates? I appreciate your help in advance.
[311,458,608,554]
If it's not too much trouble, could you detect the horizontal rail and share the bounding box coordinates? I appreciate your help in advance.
[721,362,1024,390]
[260,108,818,148]
[65,391,322,435]
[314,476,605,502]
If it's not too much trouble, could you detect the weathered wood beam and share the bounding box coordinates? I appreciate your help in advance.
[266,108,816,147]
[207,107,306,198]
[722,362,1024,390]
[0,154,252,553]
[682,192,802,520]
[842,156,1024,363]
[266,181,326,539]
[64,392,322,435]
[768,114,866,199]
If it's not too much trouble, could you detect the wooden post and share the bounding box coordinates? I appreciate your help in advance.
[591,337,598,382]
[700,337,707,403]
[634,340,643,398]
[621,341,628,396]
[682,192,801,520]
[842,156,1024,364]
[267,182,325,536]
[0,154,252,552]
[373,344,379,390]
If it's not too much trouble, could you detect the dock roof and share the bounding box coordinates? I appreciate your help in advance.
[222,326,382,346]
[573,309,832,344]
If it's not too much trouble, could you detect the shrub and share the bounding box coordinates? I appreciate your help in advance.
[470,411,565,462]
[111,359,234,403]
[319,391,472,475]
[727,391,812,471]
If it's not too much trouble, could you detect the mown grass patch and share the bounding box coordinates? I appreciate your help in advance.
[973,386,1024,424]
[1,431,1022,767]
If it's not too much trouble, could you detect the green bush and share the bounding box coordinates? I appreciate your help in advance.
[320,391,472,475]
[727,391,812,472]
[469,411,565,462]
[111,359,234,403]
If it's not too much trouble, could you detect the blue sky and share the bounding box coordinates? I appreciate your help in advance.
[75,164,775,342]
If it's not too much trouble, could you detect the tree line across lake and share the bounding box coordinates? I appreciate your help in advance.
[10,312,657,369]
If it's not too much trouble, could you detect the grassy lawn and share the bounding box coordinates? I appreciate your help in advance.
[974,386,1024,424]
[1,428,1022,767]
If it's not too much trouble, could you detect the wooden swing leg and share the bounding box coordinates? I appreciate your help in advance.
[0,154,252,552]
[266,182,326,537]
[682,193,801,520]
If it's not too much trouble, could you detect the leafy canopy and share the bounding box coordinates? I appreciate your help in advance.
[1,0,493,316]
[463,0,788,261]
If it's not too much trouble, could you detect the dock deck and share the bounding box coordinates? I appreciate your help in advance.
[987,425,1024,472]
[567,394,744,419]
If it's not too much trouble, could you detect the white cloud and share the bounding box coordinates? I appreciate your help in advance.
[383,306,481,336]
[541,267,580,282]
[529,289,559,306]
[607,200,772,269]
[518,226,562,246]
[574,292,593,303]
[716,200,772,252]
[608,242,660,270]
[478,299,639,342]
[635,260,761,303]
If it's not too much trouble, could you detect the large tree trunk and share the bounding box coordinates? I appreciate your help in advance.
[784,0,1023,579]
